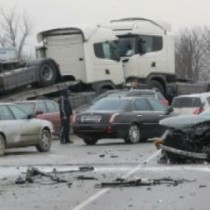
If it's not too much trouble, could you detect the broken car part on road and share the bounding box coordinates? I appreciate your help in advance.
[15,166,95,185]
[96,177,194,188]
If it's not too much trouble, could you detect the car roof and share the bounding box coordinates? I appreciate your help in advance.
[174,92,210,99]
[15,99,55,103]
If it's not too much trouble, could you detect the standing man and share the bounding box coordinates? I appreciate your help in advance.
[58,88,73,144]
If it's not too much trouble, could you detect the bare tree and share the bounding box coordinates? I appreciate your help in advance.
[175,27,207,81]
[0,7,33,59]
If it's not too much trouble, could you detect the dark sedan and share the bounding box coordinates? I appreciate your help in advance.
[72,97,174,145]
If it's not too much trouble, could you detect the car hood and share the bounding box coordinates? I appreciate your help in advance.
[159,114,210,129]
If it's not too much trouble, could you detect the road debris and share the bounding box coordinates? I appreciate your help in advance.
[76,175,98,180]
[14,166,95,185]
[96,177,195,188]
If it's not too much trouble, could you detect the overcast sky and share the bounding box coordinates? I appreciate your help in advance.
[1,0,210,48]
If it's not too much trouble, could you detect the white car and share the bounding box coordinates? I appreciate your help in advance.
[0,103,54,156]
[171,92,210,115]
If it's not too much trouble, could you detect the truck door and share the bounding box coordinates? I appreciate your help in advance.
[91,41,124,85]
[46,34,86,82]
[120,35,164,79]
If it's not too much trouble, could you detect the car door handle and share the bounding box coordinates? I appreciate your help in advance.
[137,115,142,117]
[158,115,163,117]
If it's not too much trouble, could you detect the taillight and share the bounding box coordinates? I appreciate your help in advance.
[71,114,77,123]
[193,107,204,115]
[109,113,119,123]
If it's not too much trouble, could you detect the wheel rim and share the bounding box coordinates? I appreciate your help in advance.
[41,130,51,149]
[128,124,140,143]
[40,64,53,81]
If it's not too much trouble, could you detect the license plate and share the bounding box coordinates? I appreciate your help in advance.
[81,115,101,122]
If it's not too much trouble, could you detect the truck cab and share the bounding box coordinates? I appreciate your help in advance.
[36,24,124,92]
[105,18,176,97]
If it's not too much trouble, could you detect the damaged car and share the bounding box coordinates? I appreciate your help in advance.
[156,109,210,163]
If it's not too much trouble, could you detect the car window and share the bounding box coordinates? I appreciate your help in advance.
[9,105,28,119]
[0,105,14,120]
[172,97,202,108]
[37,101,48,113]
[46,101,59,112]
[89,99,129,111]
[16,103,35,114]
[148,98,166,111]
[133,98,151,111]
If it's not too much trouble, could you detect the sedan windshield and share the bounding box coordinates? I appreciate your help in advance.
[16,103,35,114]
[89,99,129,111]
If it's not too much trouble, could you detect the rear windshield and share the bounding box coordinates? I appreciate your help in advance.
[92,91,127,103]
[172,97,202,108]
[89,99,129,111]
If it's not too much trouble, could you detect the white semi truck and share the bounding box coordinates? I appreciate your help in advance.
[103,18,176,99]
[0,24,124,103]
[0,18,208,103]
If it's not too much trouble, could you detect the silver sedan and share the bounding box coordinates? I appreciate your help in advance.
[0,103,54,156]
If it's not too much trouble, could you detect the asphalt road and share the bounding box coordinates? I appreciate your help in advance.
[0,135,210,210]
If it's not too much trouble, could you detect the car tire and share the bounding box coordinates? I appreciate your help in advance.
[0,134,5,156]
[124,123,140,144]
[36,129,52,152]
[36,59,57,87]
[83,138,98,145]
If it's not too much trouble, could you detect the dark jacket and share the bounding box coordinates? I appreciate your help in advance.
[58,95,73,118]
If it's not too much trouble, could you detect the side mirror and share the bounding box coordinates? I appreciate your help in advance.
[35,110,43,115]
[27,113,35,119]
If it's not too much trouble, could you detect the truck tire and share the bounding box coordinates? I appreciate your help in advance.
[36,59,57,87]
[148,80,164,95]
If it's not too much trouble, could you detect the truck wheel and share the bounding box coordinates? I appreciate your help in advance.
[0,134,5,156]
[124,123,140,144]
[148,80,164,95]
[83,138,98,145]
[37,60,57,87]
[36,129,52,152]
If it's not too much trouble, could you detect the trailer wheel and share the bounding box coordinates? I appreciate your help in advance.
[37,60,57,87]
[148,80,164,95]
